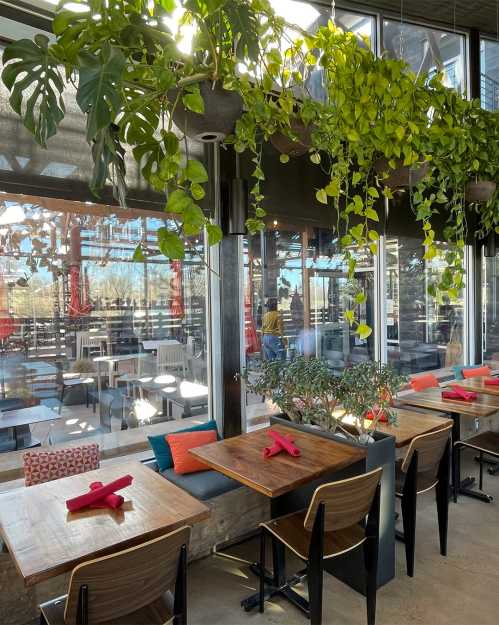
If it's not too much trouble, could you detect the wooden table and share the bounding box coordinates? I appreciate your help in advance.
[449,377,499,397]
[0,461,209,587]
[399,387,499,502]
[0,405,61,451]
[190,424,366,498]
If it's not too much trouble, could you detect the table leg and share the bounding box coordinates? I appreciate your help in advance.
[182,399,192,419]
[13,425,19,451]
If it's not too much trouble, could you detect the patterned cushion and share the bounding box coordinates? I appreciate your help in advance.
[24,443,100,487]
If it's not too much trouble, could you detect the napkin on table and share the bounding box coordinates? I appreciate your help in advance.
[88,482,125,510]
[268,430,301,457]
[66,475,133,512]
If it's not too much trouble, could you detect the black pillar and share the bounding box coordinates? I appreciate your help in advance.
[469,29,481,100]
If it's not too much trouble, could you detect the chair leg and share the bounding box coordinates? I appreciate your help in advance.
[453,444,460,503]
[364,537,378,625]
[259,527,266,613]
[39,612,47,625]
[436,440,450,557]
[401,454,418,577]
[308,502,325,625]
[173,544,187,625]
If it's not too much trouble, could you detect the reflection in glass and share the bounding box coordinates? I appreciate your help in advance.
[382,20,466,94]
[481,39,499,111]
[483,252,499,363]
[386,237,464,374]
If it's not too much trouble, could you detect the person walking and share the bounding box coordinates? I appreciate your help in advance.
[261,298,284,361]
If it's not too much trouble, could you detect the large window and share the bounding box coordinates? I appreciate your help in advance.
[386,237,464,374]
[382,19,466,94]
[0,195,209,452]
[482,250,499,363]
[481,38,499,111]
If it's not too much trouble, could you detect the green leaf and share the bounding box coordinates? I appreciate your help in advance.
[157,228,185,259]
[206,223,223,246]
[365,207,379,222]
[191,183,206,200]
[279,154,290,164]
[355,292,367,304]
[182,92,204,114]
[165,189,192,214]
[356,323,372,339]
[310,152,321,164]
[367,187,379,198]
[325,178,340,197]
[2,35,65,147]
[90,125,126,201]
[316,189,328,204]
[185,159,208,183]
[77,44,126,142]
[344,310,355,325]
[132,244,145,261]
[352,171,362,186]
[183,203,206,235]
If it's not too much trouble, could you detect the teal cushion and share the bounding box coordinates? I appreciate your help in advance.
[452,364,482,380]
[147,420,218,472]
[161,468,241,500]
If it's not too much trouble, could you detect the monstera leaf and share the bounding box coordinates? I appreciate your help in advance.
[1,34,65,147]
[76,43,126,142]
[90,124,127,205]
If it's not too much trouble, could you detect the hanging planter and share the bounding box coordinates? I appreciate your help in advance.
[170,81,243,143]
[374,158,429,189]
[270,119,312,157]
[465,180,497,203]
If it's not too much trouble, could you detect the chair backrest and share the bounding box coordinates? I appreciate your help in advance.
[64,526,190,624]
[401,425,452,475]
[157,345,185,370]
[304,468,382,532]
[23,443,100,487]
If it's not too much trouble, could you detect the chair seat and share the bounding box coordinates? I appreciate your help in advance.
[261,509,366,561]
[457,430,499,457]
[40,591,174,625]
[395,459,438,496]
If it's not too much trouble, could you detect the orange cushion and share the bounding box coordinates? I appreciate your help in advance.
[410,373,439,392]
[463,366,492,379]
[166,430,217,475]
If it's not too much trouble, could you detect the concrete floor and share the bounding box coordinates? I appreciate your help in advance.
[187,452,499,625]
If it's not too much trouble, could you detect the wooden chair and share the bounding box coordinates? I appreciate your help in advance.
[39,526,190,625]
[453,431,499,503]
[258,468,382,625]
[395,424,452,577]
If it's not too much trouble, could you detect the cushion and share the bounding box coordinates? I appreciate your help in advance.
[24,443,100,487]
[452,364,482,380]
[410,373,439,392]
[147,420,218,472]
[463,366,492,379]
[167,430,217,474]
[161,468,241,500]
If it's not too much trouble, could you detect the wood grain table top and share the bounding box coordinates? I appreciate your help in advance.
[399,387,499,418]
[0,405,61,429]
[0,461,209,587]
[449,377,499,396]
[368,408,453,448]
[189,424,366,498]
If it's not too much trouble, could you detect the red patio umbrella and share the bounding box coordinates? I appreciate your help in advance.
[68,265,82,318]
[0,270,15,340]
[170,260,184,318]
[80,267,93,315]
[245,296,259,354]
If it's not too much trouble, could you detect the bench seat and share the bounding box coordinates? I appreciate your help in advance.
[160,468,241,500]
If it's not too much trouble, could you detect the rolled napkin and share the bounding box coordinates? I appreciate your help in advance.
[485,378,499,386]
[450,385,477,400]
[88,482,124,510]
[365,409,389,423]
[268,430,301,457]
[263,434,295,458]
[442,389,475,402]
[66,475,133,512]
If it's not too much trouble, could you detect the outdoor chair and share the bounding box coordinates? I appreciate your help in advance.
[258,468,382,625]
[453,431,499,503]
[395,425,452,577]
[157,345,186,377]
[59,374,96,415]
[39,526,190,625]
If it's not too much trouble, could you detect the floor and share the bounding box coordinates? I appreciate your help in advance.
[187,452,499,625]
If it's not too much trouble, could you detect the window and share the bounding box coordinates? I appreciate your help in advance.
[482,249,499,363]
[481,39,499,111]
[385,237,464,374]
[0,195,210,452]
[382,20,466,94]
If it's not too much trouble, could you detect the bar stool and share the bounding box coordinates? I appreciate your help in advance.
[395,425,452,577]
[258,468,382,625]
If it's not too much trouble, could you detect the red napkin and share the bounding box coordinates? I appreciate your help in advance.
[485,378,499,386]
[450,385,477,400]
[365,409,389,423]
[88,482,124,510]
[263,434,295,458]
[442,388,476,402]
[268,430,301,457]
[66,475,133,512]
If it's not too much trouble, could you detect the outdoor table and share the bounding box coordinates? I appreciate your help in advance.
[142,339,180,351]
[0,405,61,451]
[163,381,209,419]
[190,424,366,611]
[93,353,148,396]
[398,387,499,502]
[0,461,209,587]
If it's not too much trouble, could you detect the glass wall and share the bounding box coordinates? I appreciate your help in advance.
[482,251,499,363]
[0,195,209,452]
[382,19,466,94]
[386,237,464,374]
[481,38,499,111]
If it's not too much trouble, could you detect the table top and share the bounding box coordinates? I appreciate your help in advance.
[94,353,147,363]
[374,408,453,447]
[142,339,180,350]
[450,377,499,396]
[0,461,210,587]
[0,405,61,429]
[399,387,499,418]
[190,424,366,498]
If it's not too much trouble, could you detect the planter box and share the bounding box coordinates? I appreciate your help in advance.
[269,415,395,593]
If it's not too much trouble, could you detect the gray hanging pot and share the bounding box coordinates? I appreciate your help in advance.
[270,119,312,157]
[465,180,496,203]
[170,81,243,143]
[374,158,429,188]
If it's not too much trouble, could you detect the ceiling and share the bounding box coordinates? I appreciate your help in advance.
[343,0,499,36]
